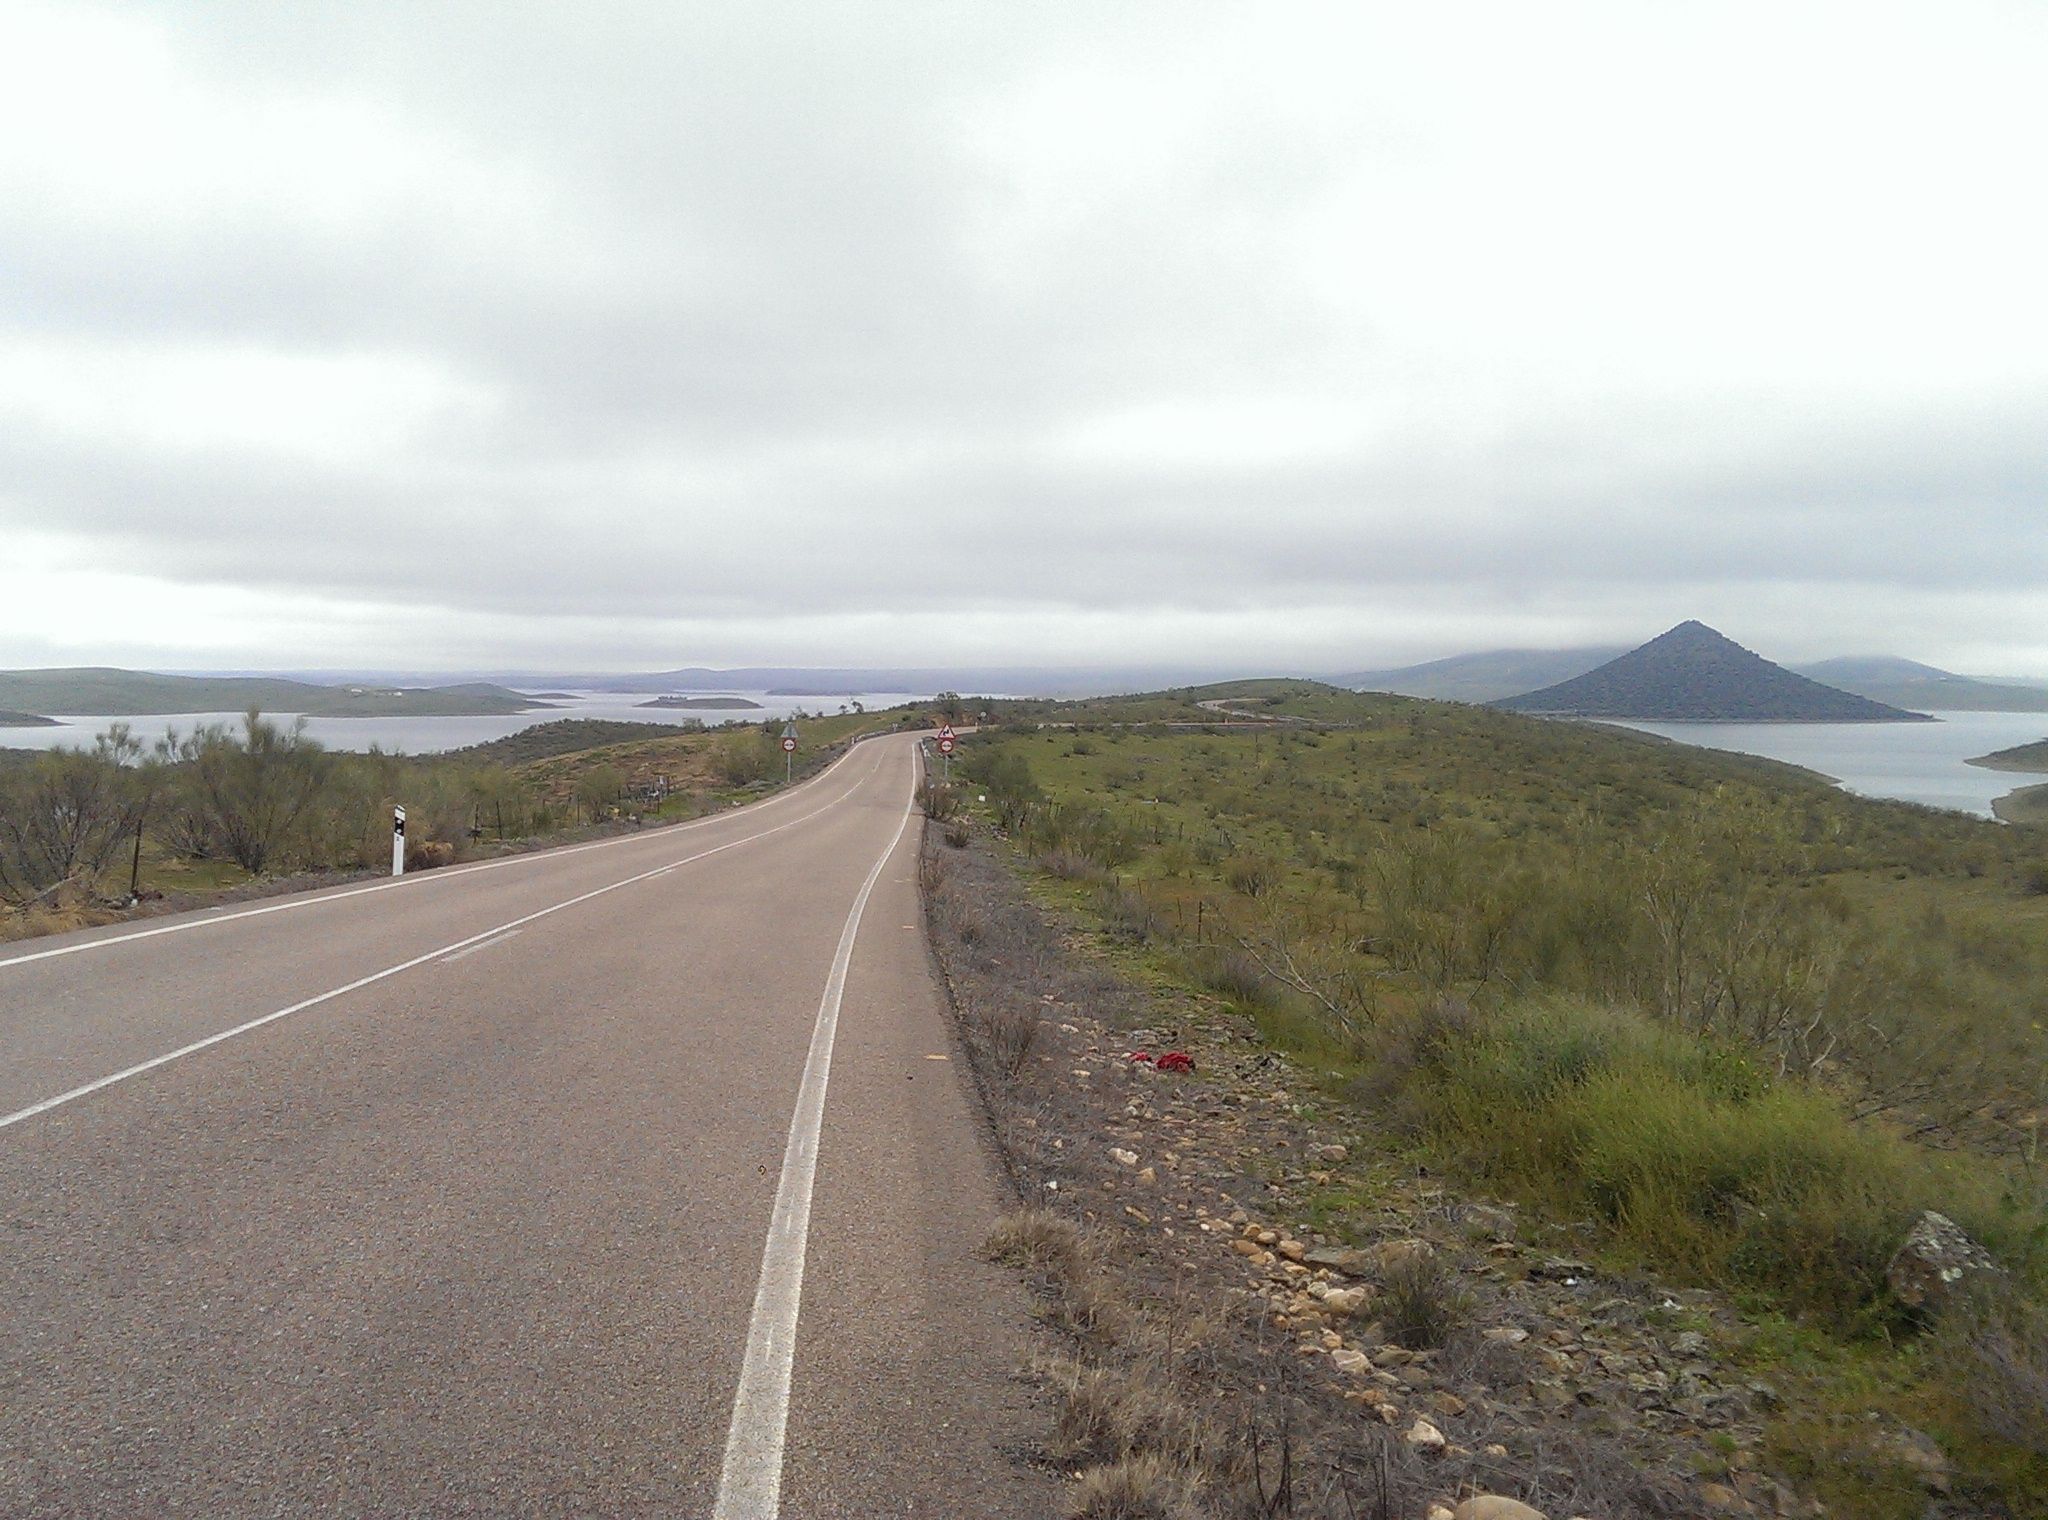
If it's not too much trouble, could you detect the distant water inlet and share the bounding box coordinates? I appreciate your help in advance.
[0,690,930,757]
[1610,711,2048,819]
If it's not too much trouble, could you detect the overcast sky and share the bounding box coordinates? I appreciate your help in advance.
[2,1,2043,679]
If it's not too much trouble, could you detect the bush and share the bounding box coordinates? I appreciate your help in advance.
[1378,1250,1468,1349]
[981,1004,1042,1077]
[170,711,331,874]
[1373,997,2031,1327]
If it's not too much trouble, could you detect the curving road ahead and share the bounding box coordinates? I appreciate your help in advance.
[0,733,1047,1518]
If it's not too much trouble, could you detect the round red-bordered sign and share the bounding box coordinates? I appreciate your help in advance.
[781,736,797,752]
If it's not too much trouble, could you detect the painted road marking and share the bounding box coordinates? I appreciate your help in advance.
[437,929,521,964]
[712,772,918,1520]
[0,761,896,1133]
[0,738,889,973]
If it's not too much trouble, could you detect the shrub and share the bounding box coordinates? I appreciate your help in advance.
[981,1004,1042,1077]
[1378,1250,1468,1349]
[1374,997,2031,1327]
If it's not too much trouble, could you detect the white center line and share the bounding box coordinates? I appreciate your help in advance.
[0,762,889,1133]
[437,929,521,964]
[712,770,918,1520]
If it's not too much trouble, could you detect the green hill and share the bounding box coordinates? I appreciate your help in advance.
[1494,622,1931,722]
[1969,737,2048,774]
[1793,657,2048,713]
[0,668,547,718]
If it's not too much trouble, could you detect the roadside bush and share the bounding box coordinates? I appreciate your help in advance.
[981,1004,1042,1077]
[714,732,776,785]
[1374,996,2032,1327]
[0,739,147,903]
[169,711,331,874]
[918,780,962,821]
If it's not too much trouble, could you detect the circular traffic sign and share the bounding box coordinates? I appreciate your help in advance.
[938,736,955,754]
[781,736,797,752]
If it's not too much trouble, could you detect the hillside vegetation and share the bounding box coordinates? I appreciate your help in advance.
[0,667,544,717]
[0,706,925,936]
[1971,737,2048,774]
[1496,622,1930,721]
[948,680,2048,1514]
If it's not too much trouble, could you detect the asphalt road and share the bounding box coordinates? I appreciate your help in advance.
[0,734,1048,1518]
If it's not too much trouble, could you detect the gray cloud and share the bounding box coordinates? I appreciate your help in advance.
[1,0,2044,676]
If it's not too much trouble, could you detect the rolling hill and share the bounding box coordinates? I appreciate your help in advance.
[1968,737,2048,774]
[1790,657,2048,713]
[1492,622,1932,722]
[0,668,548,718]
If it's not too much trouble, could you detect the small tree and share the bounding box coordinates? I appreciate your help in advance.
[574,764,625,822]
[0,743,136,904]
[173,710,332,874]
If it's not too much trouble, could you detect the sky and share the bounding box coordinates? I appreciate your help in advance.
[2,0,2044,680]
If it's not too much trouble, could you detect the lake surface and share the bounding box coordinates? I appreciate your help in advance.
[1612,711,2048,818]
[0,690,929,757]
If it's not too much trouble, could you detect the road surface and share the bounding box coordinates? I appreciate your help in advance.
[0,733,1048,1518]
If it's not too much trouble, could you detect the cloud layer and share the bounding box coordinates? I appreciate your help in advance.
[4,0,2044,675]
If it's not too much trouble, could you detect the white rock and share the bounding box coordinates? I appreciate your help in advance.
[1404,1417,1447,1454]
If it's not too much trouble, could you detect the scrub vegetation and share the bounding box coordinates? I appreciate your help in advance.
[954,681,2048,1515]
[0,705,923,938]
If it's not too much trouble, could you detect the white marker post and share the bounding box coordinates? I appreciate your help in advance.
[780,723,798,784]
[392,805,406,877]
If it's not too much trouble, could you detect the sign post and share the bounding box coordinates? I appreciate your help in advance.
[392,805,406,877]
[936,724,956,780]
[781,722,798,783]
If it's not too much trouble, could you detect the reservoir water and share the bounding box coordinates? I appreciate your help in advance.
[0,690,928,759]
[1612,711,2048,819]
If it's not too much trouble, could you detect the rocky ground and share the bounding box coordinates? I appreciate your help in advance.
[920,825,1896,1520]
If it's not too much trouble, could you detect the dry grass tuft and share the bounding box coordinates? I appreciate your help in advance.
[1041,1355,1212,1471]
[984,1210,1084,1275]
[981,1004,1043,1077]
[1378,1249,1470,1350]
[1064,1453,1205,1519]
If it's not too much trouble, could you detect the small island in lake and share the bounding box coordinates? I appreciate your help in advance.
[638,695,765,710]
[0,709,59,728]
[1966,737,2048,824]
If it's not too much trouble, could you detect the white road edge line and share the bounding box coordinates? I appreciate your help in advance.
[437,929,520,964]
[0,737,885,973]
[712,766,919,1520]
[0,772,878,1133]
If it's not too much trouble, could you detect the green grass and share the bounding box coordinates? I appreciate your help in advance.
[952,686,2048,1516]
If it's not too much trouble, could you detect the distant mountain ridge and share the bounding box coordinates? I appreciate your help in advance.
[1493,623,1932,722]
[1340,647,2048,712]
[1337,647,1623,703]
[1791,658,2048,714]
